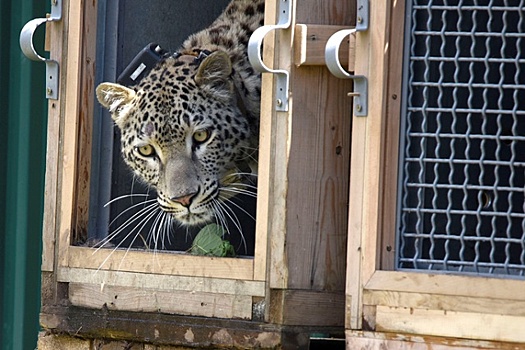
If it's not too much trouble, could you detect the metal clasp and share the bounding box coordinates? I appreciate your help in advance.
[325,0,369,116]
[19,0,62,99]
[248,0,292,111]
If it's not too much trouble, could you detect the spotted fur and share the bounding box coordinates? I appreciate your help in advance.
[96,0,264,226]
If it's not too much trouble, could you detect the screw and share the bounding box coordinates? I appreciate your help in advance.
[356,104,362,112]
[46,87,53,96]
[52,0,57,5]
[357,16,363,24]
[276,99,283,107]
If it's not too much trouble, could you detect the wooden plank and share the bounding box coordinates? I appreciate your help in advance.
[364,289,525,317]
[379,0,407,271]
[73,0,98,244]
[346,0,392,329]
[375,305,525,343]
[270,289,345,326]
[67,246,254,280]
[41,0,67,272]
[69,283,253,320]
[57,0,84,268]
[253,0,278,283]
[365,270,525,301]
[58,267,265,297]
[284,0,354,292]
[346,330,525,350]
[294,24,353,68]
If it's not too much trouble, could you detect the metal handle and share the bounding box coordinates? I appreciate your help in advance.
[324,0,369,116]
[248,0,292,111]
[19,0,62,99]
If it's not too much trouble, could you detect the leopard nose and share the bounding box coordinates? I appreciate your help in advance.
[171,190,198,207]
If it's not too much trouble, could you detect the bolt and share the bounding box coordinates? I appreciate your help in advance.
[356,104,362,112]
[276,99,283,107]
[46,87,53,96]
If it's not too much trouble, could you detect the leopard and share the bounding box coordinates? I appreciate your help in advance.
[96,0,264,236]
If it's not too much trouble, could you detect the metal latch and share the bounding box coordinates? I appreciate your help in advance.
[248,0,292,112]
[325,0,369,116]
[19,0,62,100]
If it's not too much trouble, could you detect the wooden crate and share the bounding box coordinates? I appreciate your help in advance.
[40,0,356,348]
[345,0,525,348]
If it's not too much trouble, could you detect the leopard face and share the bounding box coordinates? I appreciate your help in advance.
[96,51,257,226]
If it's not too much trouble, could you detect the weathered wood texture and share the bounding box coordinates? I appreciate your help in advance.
[345,0,393,330]
[346,331,525,350]
[69,283,253,319]
[41,0,66,273]
[284,0,355,293]
[74,0,98,244]
[270,289,345,326]
[294,24,352,67]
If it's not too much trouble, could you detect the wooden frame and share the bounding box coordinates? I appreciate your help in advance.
[43,1,353,343]
[346,0,525,346]
[43,0,269,323]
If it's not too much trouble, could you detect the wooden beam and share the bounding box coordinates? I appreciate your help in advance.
[58,267,265,297]
[346,330,524,350]
[294,24,354,69]
[67,246,254,280]
[69,283,253,320]
[375,305,525,343]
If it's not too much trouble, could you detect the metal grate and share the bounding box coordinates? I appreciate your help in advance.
[397,0,525,276]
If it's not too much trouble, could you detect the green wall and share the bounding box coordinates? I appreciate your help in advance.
[0,0,47,349]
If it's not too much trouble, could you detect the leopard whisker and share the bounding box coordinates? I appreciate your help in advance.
[94,201,158,250]
[103,193,153,207]
[218,194,256,222]
[213,198,247,254]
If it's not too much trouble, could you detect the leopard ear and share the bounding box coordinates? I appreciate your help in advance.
[96,82,136,125]
[195,51,233,100]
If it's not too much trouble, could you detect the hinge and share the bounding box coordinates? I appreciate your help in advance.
[19,0,62,100]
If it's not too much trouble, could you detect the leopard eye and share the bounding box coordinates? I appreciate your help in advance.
[136,144,156,158]
[193,130,211,144]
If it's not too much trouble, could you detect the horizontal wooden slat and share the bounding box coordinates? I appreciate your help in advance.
[58,267,265,297]
[66,246,254,280]
[365,271,525,301]
[69,283,253,319]
[375,305,525,343]
[364,290,525,317]
[346,330,524,350]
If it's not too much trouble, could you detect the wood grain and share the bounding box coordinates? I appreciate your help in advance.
[58,267,265,297]
[69,283,253,319]
[294,24,353,67]
[67,246,255,280]
[375,305,525,343]
[346,330,525,350]
[73,0,98,244]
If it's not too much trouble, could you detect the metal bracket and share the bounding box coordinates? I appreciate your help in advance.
[324,0,369,116]
[19,0,62,100]
[248,0,292,111]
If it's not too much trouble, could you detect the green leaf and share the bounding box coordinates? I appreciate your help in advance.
[190,224,235,257]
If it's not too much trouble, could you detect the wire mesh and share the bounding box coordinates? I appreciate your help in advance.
[398,0,525,277]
